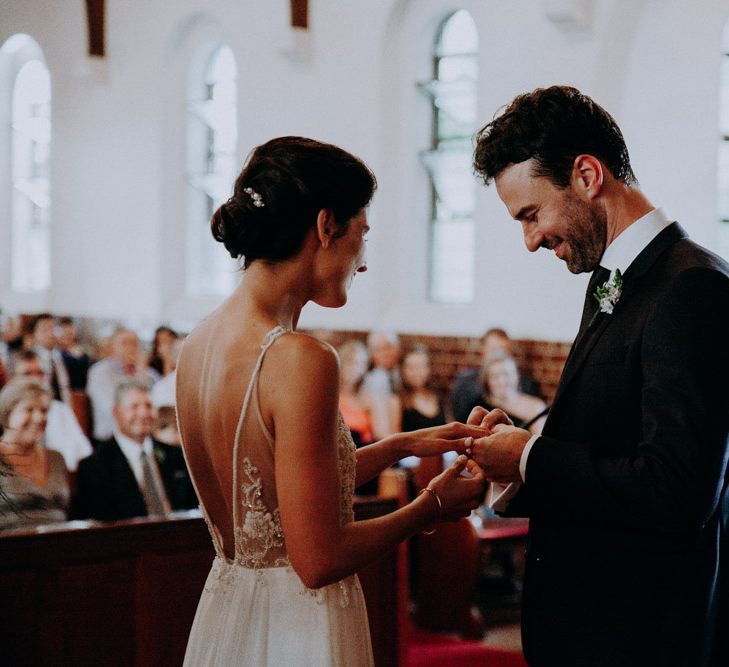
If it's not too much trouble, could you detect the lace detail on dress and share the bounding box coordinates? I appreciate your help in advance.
[336,413,357,526]
[204,557,238,594]
[234,458,289,569]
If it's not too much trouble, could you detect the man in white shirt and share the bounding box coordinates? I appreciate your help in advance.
[470,85,729,665]
[74,379,196,521]
[86,327,159,442]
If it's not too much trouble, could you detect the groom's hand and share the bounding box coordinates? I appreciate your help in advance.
[471,424,530,484]
[467,406,514,431]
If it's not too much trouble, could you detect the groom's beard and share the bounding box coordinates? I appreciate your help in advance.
[561,194,608,274]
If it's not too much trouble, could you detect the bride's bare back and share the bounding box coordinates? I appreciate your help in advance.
[176,309,286,562]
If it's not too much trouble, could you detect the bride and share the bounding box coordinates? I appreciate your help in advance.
[176,136,486,666]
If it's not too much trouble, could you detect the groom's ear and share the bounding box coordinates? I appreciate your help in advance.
[315,208,336,249]
[571,154,604,200]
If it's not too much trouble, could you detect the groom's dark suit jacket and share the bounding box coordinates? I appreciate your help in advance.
[73,437,198,521]
[506,223,729,666]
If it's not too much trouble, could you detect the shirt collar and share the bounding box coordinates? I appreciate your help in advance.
[114,429,154,459]
[600,208,671,273]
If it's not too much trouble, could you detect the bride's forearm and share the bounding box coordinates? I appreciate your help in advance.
[354,432,412,485]
[291,491,436,589]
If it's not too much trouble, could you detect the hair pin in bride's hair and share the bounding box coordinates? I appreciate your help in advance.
[243,187,265,208]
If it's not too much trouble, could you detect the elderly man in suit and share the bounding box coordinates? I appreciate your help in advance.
[470,86,729,666]
[74,378,196,521]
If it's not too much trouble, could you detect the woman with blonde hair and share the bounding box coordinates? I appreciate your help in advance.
[480,353,547,434]
[0,377,70,529]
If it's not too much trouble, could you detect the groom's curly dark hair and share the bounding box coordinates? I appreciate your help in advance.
[473,85,636,188]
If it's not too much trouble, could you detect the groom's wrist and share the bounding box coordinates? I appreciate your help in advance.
[519,434,541,483]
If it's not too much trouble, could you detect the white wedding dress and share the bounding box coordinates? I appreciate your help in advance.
[182,326,374,666]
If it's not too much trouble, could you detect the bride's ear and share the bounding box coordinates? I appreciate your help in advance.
[316,209,336,249]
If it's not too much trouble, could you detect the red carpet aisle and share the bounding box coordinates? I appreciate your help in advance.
[406,626,528,667]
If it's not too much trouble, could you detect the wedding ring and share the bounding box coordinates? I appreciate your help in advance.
[465,436,473,457]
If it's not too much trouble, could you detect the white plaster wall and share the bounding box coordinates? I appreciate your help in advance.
[1,0,728,340]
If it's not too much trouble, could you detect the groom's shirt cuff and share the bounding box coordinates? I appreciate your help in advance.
[519,434,541,483]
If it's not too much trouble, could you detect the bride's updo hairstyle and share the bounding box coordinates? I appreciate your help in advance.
[211,136,377,268]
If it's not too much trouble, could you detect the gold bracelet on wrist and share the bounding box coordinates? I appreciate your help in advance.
[418,486,443,535]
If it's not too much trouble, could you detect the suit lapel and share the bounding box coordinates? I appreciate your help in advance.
[108,437,146,514]
[547,223,687,423]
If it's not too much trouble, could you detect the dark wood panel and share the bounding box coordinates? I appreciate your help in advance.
[59,558,136,666]
[0,516,213,667]
[0,499,402,666]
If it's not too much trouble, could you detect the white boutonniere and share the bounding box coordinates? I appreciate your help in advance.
[154,447,166,465]
[589,269,623,327]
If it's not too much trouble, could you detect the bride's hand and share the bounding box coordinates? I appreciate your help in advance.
[400,421,489,459]
[423,455,486,523]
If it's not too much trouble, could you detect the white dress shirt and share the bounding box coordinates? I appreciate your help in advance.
[151,370,176,408]
[46,400,93,471]
[491,208,672,510]
[114,430,157,487]
[35,346,72,405]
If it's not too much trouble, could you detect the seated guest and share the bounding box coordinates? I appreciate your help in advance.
[86,327,159,442]
[0,378,70,529]
[29,313,72,406]
[74,379,196,521]
[11,350,92,471]
[150,335,185,410]
[361,330,402,433]
[0,314,11,374]
[148,325,178,378]
[394,344,449,468]
[480,353,547,434]
[337,340,394,495]
[56,317,92,390]
[363,329,402,393]
[338,340,374,446]
[153,405,181,446]
[450,327,541,423]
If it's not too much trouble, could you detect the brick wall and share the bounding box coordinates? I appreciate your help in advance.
[312,330,573,405]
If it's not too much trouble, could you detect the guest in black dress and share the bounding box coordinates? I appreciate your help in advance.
[395,345,450,475]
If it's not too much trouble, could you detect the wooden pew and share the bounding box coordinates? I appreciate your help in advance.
[0,499,404,667]
[410,456,485,639]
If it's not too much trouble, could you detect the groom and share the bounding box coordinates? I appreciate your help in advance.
[469,86,729,666]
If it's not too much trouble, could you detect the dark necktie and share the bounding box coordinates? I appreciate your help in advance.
[140,451,169,517]
[578,265,611,333]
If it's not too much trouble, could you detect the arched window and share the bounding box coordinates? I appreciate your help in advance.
[719,21,729,260]
[186,43,238,296]
[1,34,51,292]
[419,10,478,303]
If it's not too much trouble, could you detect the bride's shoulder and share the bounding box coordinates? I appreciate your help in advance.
[267,331,339,379]
[272,331,337,362]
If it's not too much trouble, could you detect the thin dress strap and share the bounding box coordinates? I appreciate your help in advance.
[231,325,290,541]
